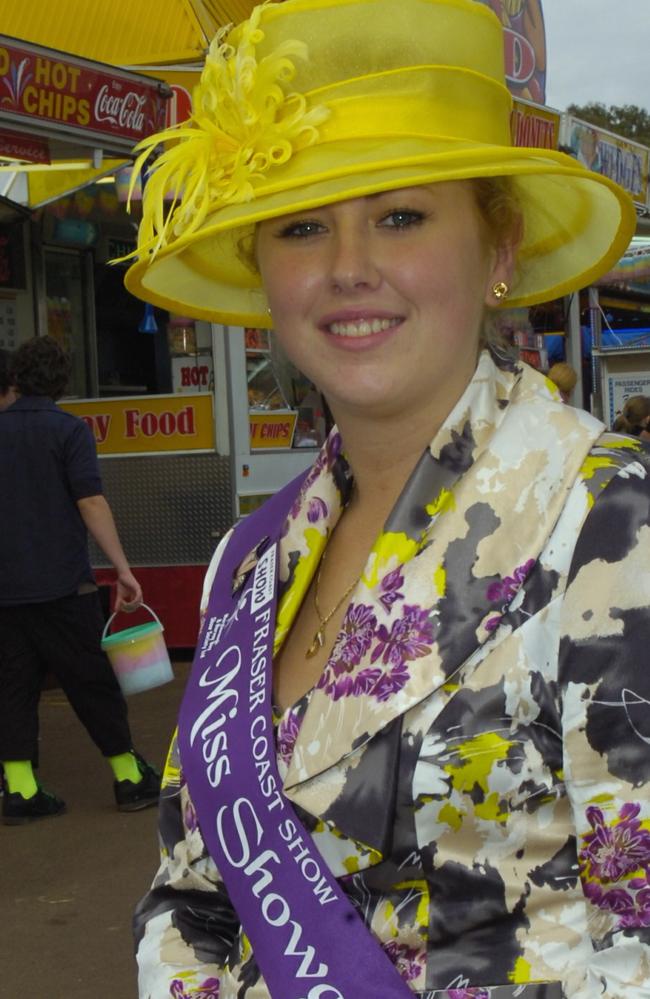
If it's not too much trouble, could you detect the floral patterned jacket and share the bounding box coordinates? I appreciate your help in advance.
[135,352,650,999]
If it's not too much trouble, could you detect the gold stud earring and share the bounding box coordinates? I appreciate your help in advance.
[492,281,509,301]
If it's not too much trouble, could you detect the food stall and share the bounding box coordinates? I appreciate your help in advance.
[60,321,324,648]
[0,34,170,370]
[0,28,325,649]
[559,119,650,422]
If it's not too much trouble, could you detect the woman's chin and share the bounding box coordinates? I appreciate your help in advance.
[326,384,414,422]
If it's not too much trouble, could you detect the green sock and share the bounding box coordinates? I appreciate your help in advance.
[108,751,142,784]
[3,760,39,798]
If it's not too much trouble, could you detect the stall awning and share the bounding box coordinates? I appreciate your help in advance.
[0,0,255,66]
[22,159,130,208]
[0,34,170,207]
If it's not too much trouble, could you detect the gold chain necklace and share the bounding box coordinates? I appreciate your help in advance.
[306,545,359,658]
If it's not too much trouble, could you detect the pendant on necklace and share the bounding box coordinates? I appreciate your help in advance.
[306,629,325,658]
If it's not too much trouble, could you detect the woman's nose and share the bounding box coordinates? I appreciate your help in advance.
[328,229,381,293]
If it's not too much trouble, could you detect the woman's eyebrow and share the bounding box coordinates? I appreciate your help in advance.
[367,187,433,201]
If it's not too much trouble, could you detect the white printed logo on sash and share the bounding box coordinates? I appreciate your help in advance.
[251,545,277,614]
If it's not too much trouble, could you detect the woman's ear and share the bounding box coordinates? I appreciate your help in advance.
[485,214,523,306]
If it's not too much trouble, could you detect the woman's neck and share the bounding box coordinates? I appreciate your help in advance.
[325,349,480,511]
[329,401,446,517]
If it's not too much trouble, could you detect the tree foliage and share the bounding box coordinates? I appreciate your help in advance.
[567,102,650,148]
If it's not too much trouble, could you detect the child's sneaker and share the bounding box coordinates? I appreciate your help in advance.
[114,752,160,812]
[2,786,66,825]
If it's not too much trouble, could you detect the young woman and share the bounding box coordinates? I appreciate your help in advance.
[125,1,650,996]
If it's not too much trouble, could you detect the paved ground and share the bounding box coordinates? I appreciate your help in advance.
[1,657,193,999]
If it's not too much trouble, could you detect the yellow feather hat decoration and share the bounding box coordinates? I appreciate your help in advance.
[128,3,330,259]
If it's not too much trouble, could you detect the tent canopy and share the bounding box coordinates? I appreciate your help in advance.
[0,0,255,66]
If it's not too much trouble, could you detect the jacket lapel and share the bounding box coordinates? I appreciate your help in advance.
[279,353,605,800]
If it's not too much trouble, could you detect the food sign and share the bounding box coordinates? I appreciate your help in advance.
[0,35,169,151]
[171,356,214,394]
[476,0,546,104]
[59,394,214,455]
[249,411,297,450]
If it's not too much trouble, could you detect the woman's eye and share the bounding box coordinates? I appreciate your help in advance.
[277,219,325,238]
[379,209,425,229]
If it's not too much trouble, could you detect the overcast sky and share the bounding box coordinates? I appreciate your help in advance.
[542,0,650,112]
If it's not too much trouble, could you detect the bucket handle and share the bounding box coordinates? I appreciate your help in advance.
[102,603,164,642]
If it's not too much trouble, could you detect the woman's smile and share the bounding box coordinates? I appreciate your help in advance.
[318,310,404,351]
[324,316,403,338]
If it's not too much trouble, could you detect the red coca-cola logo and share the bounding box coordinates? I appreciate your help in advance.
[94,85,147,133]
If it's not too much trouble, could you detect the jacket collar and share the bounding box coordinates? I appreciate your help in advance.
[275,352,604,794]
[5,395,57,413]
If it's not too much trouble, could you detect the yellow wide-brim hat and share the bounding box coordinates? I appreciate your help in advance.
[125,0,637,328]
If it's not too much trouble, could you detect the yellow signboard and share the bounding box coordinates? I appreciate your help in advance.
[60,393,214,455]
[249,410,297,450]
[511,99,560,150]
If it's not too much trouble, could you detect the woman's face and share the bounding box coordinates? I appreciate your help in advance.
[256,181,515,425]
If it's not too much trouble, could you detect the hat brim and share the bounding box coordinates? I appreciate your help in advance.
[125,138,637,327]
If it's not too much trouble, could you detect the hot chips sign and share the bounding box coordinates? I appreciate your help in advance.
[249,411,297,450]
[0,35,169,149]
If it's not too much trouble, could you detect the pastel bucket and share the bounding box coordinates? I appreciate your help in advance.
[101,604,173,696]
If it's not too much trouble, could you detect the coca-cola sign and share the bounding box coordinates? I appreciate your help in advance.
[0,35,169,150]
[94,86,147,133]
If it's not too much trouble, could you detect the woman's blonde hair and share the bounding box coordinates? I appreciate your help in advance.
[473,176,522,256]
[475,176,523,350]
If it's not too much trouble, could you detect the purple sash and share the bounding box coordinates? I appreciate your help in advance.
[178,471,412,999]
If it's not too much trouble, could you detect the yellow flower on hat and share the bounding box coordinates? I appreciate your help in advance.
[130,2,330,258]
